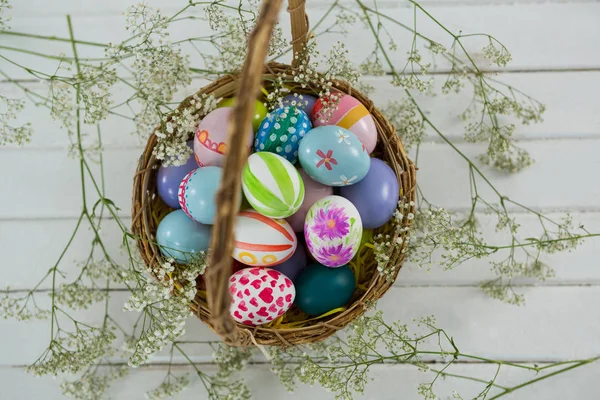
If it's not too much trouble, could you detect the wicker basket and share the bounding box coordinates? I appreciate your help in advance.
[131,0,416,347]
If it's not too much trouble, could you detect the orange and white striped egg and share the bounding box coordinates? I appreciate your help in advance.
[311,94,378,154]
[233,209,297,267]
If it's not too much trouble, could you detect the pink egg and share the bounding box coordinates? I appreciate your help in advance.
[311,94,378,154]
[286,169,334,232]
[193,107,253,167]
[228,267,296,326]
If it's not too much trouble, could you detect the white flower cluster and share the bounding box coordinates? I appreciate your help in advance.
[0,289,50,320]
[374,198,413,282]
[267,40,361,119]
[0,0,11,32]
[145,374,190,400]
[383,99,426,151]
[153,93,217,167]
[212,343,253,380]
[78,65,118,125]
[49,77,76,135]
[55,282,107,310]
[108,3,192,138]
[0,94,32,145]
[124,256,206,367]
[27,325,116,376]
[61,365,128,400]
[482,39,512,67]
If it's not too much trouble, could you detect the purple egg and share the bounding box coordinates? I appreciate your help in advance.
[272,243,307,282]
[282,93,317,116]
[339,158,399,229]
[157,141,197,209]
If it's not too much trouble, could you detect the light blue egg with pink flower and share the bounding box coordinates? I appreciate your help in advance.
[304,195,363,268]
[298,125,371,187]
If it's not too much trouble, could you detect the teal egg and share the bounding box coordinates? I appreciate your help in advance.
[298,126,371,186]
[254,106,312,163]
[156,209,212,264]
[294,263,356,316]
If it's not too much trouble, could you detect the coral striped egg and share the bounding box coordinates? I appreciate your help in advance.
[242,152,305,218]
[311,94,378,154]
[229,267,295,326]
[233,209,298,267]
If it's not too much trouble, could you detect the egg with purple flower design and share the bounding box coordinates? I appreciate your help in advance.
[304,195,362,268]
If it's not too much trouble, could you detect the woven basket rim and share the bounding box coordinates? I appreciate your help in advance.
[131,62,417,347]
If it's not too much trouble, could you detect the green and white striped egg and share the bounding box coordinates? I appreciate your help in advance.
[242,152,305,218]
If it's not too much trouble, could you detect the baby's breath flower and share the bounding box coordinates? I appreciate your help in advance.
[27,325,117,376]
[383,99,426,150]
[153,93,216,166]
[125,253,206,367]
[145,374,190,400]
[55,282,107,309]
[482,39,512,67]
[0,94,32,145]
[0,0,12,32]
[0,288,50,320]
[61,364,128,400]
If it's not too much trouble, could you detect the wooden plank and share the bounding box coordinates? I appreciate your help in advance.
[1,138,599,219]
[2,71,599,150]
[1,2,599,80]
[1,287,599,365]
[3,211,600,290]
[10,0,600,17]
[2,361,600,400]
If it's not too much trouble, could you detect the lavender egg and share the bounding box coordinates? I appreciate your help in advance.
[156,141,197,209]
[339,158,399,229]
[272,243,308,282]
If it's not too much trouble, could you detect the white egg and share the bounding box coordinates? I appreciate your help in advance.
[233,209,297,266]
[304,195,363,268]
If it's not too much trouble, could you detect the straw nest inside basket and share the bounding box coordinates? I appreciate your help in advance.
[132,62,416,346]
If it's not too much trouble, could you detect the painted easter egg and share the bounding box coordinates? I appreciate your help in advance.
[156,140,197,209]
[178,166,224,224]
[298,126,370,187]
[218,98,268,132]
[286,168,333,232]
[294,263,355,316]
[340,158,400,229]
[193,107,253,167]
[304,195,363,268]
[233,209,298,267]
[156,209,212,264]
[229,267,295,325]
[254,106,311,163]
[282,93,317,117]
[272,243,307,282]
[242,152,305,218]
[311,93,378,154]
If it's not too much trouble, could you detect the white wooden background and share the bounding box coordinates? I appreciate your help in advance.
[1,0,600,399]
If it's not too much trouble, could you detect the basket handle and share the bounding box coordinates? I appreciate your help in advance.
[205,0,308,345]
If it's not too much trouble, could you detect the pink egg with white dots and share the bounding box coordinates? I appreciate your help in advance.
[228,267,295,326]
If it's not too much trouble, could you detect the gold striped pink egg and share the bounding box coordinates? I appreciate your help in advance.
[311,93,378,154]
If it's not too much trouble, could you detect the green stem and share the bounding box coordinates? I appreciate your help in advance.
[488,356,600,400]
[0,30,108,47]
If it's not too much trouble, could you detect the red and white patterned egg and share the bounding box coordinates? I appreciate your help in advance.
[233,209,297,267]
[228,267,295,326]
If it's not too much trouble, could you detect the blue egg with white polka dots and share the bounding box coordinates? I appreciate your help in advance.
[254,106,312,164]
